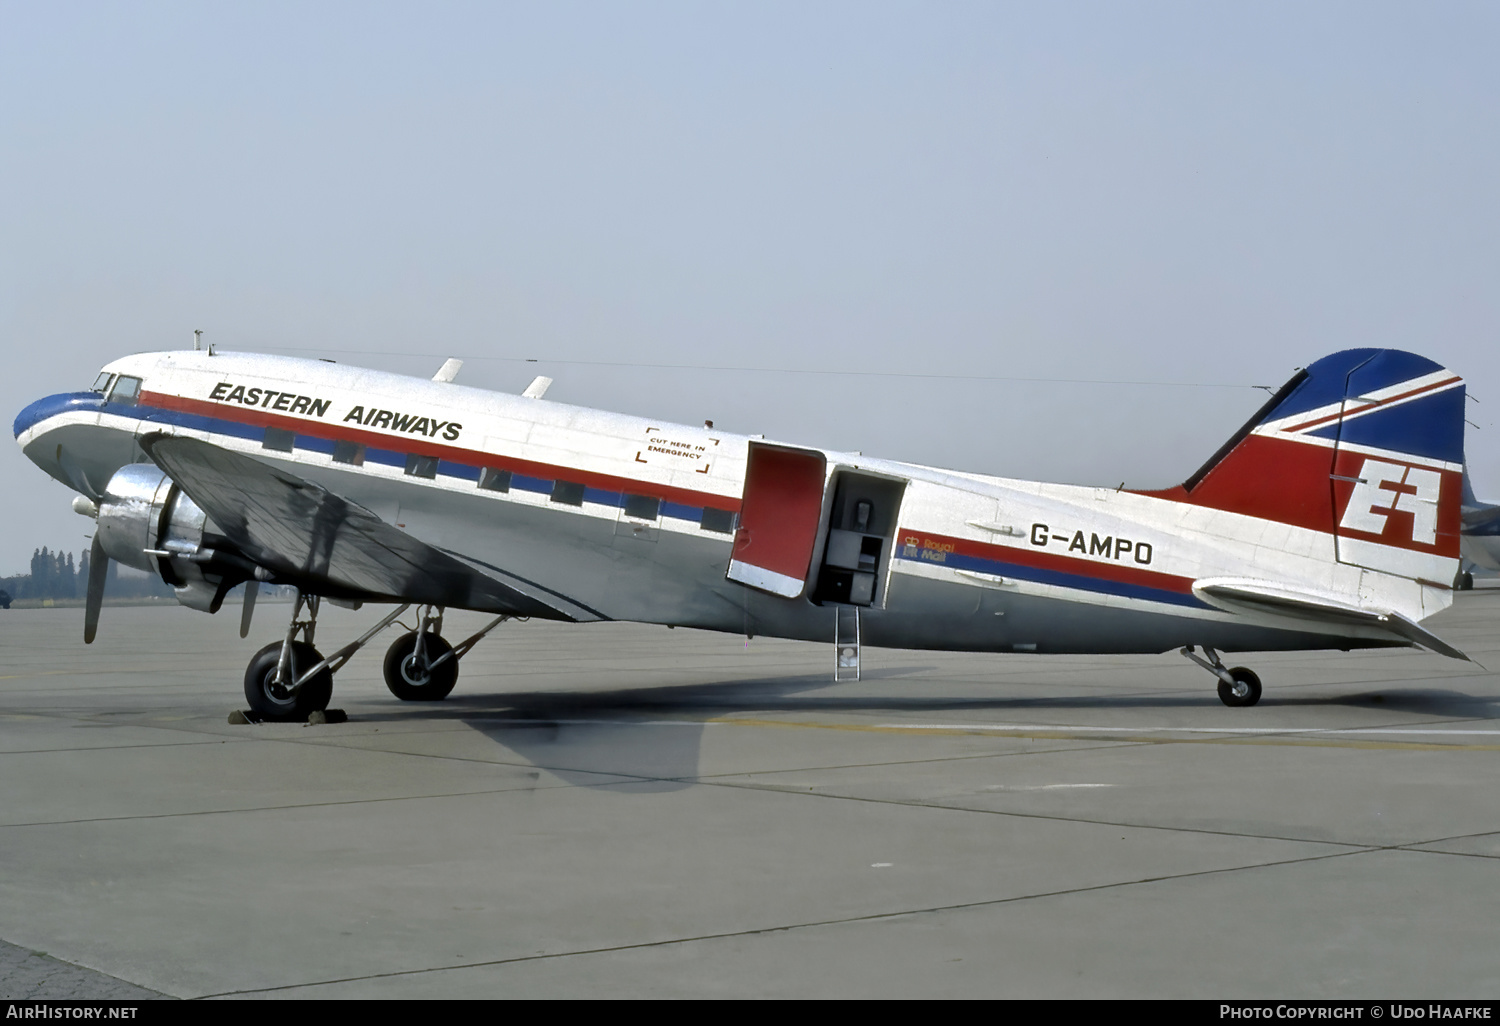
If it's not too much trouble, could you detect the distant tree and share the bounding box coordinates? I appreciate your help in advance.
[39,548,56,598]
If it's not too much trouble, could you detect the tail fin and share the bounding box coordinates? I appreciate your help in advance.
[1148,349,1466,584]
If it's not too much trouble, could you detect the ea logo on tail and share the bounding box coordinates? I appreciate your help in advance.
[1338,457,1440,545]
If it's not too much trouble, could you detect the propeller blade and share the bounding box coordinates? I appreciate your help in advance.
[239,579,259,639]
[84,535,108,644]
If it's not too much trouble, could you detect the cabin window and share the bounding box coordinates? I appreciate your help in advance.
[623,494,660,521]
[478,467,511,492]
[262,427,295,452]
[550,480,585,506]
[700,507,736,534]
[332,440,365,466]
[91,372,114,393]
[109,375,142,406]
[405,453,438,479]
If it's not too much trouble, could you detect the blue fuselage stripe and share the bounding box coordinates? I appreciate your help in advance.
[31,397,730,527]
[896,550,1209,609]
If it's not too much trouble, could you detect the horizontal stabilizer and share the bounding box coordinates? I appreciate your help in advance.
[1193,577,1469,662]
[1462,503,1500,532]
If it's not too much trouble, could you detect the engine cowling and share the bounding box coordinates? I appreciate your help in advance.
[94,464,247,613]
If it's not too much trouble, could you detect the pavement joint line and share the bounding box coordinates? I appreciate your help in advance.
[241,722,1148,786]
[703,757,1500,855]
[191,844,1378,999]
[0,682,242,695]
[278,724,1153,779]
[1395,846,1500,861]
[0,739,1382,848]
[5,727,1484,849]
[692,774,1382,849]
[0,936,173,1001]
[1388,826,1500,858]
[0,779,611,829]
[0,739,260,756]
[209,831,1500,998]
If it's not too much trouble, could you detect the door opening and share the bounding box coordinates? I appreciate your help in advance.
[811,471,907,608]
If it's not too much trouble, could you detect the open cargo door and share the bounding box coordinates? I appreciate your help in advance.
[726,443,828,598]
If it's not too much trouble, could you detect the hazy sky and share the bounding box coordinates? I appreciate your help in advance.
[3,2,1498,576]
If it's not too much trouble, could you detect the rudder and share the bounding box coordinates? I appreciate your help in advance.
[1149,349,1465,584]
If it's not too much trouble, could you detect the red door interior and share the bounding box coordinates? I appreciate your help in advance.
[727,443,828,598]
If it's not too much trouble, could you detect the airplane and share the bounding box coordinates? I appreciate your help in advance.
[1459,470,1500,589]
[11,345,1473,719]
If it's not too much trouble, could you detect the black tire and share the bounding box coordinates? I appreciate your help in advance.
[1461,572,1475,591]
[383,631,459,701]
[1217,667,1262,708]
[244,641,334,721]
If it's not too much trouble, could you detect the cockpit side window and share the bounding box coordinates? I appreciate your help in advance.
[108,375,143,406]
[91,372,114,393]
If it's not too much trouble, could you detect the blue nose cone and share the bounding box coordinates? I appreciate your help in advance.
[14,392,105,439]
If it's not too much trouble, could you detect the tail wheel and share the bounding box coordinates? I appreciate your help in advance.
[244,641,333,721]
[1217,667,1262,708]
[383,631,459,701]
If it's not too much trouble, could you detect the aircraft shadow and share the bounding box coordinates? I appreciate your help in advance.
[340,673,1500,791]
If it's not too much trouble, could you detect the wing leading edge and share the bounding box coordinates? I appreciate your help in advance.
[140,433,582,620]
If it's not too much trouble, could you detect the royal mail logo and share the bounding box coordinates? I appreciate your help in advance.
[1338,457,1440,545]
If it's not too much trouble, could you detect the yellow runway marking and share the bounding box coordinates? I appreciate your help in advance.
[706,717,1500,752]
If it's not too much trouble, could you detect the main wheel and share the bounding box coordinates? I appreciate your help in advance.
[244,641,334,721]
[1217,667,1262,708]
[383,631,459,701]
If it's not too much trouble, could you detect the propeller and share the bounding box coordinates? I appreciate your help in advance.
[240,579,258,638]
[84,534,108,645]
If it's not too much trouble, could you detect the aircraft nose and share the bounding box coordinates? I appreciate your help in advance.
[13,391,104,439]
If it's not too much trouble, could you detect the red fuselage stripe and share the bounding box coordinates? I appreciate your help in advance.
[141,391,743,511]
[897,528,1198,594]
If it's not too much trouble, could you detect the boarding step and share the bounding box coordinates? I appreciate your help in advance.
[834,605,861,681]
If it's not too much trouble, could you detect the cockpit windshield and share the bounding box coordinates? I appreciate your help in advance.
[108,375,142,406]
[91,372,113,393]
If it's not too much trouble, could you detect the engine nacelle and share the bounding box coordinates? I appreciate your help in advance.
[95,464,240,613]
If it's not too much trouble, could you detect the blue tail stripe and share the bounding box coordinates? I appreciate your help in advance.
[1304,387,1466,464]
[1261,349,1447,423]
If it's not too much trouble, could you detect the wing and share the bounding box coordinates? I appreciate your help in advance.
[140,433,582,620]
[1193,577,1469,662]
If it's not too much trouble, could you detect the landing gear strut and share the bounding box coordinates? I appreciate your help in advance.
[381,605,511,702]
[240,596,511,719]
[243,595,411,721]
[1182,645,1262,708]
[244,593,334,721]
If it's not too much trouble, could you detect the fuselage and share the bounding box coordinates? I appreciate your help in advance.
[15,350,1448,655]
